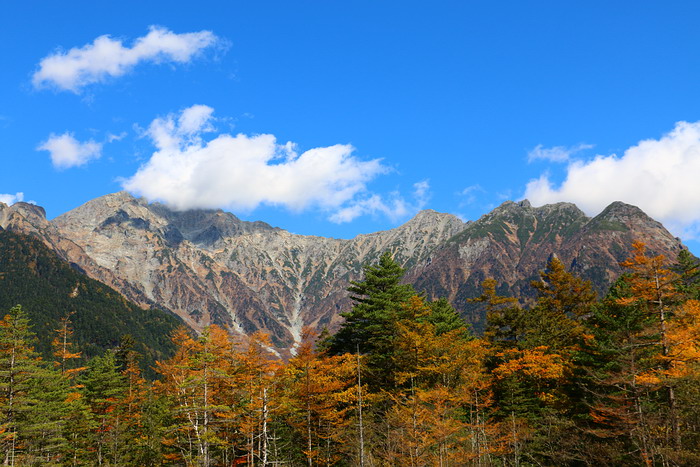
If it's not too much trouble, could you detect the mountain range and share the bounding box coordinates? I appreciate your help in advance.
[0,192,686,353]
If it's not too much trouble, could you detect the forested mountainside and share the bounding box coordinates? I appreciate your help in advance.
[0,193,686,351]
[0,229,183,375]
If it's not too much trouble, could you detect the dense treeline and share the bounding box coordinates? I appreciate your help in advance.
[0,230,182,376]
[1,244,699,465]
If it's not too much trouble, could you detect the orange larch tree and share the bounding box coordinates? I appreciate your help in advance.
[617,241,682,452]
[155,325,233,466]
[282,329,357,466]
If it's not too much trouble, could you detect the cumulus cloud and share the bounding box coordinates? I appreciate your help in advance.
[122,105,394,219]
[527,143,593,163]
[37,133,102,169]
[0,192,24,206]
[329,180,431,223]
[32,26,220,92]
[524,121,700,238]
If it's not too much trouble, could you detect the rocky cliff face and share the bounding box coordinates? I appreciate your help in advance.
[407,200,684,330]
[1,193,686,350]
[0,200,150,306]
[46,192,465,350]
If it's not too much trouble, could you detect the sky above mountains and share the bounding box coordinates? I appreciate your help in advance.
[3,1,700,252]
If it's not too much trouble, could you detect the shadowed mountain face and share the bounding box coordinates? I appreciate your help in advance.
[0,192,686,351]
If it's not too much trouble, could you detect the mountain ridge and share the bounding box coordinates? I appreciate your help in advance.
[1,192,686,351]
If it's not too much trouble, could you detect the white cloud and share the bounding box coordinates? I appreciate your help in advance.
[329,181,431,223]
[413,180,430,205]
[0,192,23,206]
[524,121,700,238]
[458,184,484,205]
[32,26,221,92]
[178,104,215,136]
[106,131,127,143]
[37,133,102,169]
[122,105,393,219]
[527,143,593,163]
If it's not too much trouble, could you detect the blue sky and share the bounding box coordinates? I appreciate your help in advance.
[3,1,700,253]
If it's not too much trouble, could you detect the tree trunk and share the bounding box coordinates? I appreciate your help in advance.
[262,386,269,467]
[357,347,365,467]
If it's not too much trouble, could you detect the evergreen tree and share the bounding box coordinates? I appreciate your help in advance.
[480,259,598,465]
[328,252,415,389]
[22,366,70,465]
[674,249,700,300]
[0,305,47,465]
[80,350,127,465]
[525,256,596,351]
[426,297,468,336]
[472,277,522,347]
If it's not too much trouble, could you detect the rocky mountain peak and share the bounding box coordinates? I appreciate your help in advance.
[5,192,688,351]
[396,209,465,232]
[596,201,652,222]
[10,202,47,221]
[533,201,586,218]
[0,201,50,234]
[149,203,277,247]
[585,201,668,237]
[53,191,151,231]
[450,200,589,250]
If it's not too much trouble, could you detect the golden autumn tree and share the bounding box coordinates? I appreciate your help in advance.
[383,296,496,465]
[232,331,281,466]
[663,299,700,380]
[155,325,233,466]
[51,314,86,379]
[617,241,682,452]
[666,298,700,461]
[479,259,596,465]
[282,329,357,466]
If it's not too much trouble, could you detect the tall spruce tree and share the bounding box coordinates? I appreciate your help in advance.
[0,305,45,465]
[80,350,127,465]
[328,252,415,388]
[426,297,468,336]
[22,365,70,465]
[674,249,700,300]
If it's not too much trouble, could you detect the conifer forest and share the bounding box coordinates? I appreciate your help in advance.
[1,243,700,466]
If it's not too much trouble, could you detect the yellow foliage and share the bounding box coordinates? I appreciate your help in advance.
[493,346,566,381]
[635,372,661,386]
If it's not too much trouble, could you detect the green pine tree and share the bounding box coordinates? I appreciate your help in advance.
[0,305,47,465]
[574,278,653,465]
[328,252,415,389]
[22,365,70,465]
[673,249,700,300]
[80,350,127,466]
[426,297,469,336]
